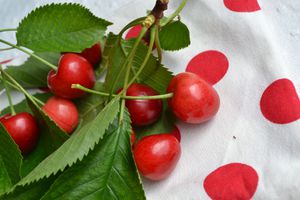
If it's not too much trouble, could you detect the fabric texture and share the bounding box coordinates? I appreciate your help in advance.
[0,0,300,199]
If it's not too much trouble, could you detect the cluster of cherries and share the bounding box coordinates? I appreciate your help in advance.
[0,38,220,181]
[0,43,101,154]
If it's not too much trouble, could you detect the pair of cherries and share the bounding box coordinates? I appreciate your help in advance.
[0,44,102,154]
[42,44,103,134]
[43,43,102,134]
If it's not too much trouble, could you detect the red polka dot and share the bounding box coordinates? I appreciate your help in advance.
[224,0,261,12]
[125,25,143,40]
[204,163,259,200]
[0,59,13,64]
[186,50,229,85]
[260,78,300,124]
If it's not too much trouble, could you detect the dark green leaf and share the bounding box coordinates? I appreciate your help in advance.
[0,124,22,195]
[17,96,120,186]
[159,20,190,51]
[16,3,112,52]
[104,33,173,94]
[40,112,145,200]
[0,176,57,200]
[0,53,59,91]
[135,105,176,141]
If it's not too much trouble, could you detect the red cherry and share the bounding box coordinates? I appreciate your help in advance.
[47,53,96,99]
[42,97,79,134]
[167,72,220,124]
[79,43,102,66]
[133,134,181,181]
[121,83,163,126]
[0,112,39,154]
[171,126,181,142]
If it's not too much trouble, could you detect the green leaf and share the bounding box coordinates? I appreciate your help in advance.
[17,96,120,186]
[16,3,112,52]
[40,112,145,200]
[135,105,176,142]
[0,124,22,195]
[0,53,59,91]
[159,20,190,51]
[104,33,173,94]
[0,176,57,200]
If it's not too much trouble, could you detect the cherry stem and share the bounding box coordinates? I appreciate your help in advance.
[154,23,163,63]
[0,39,58,71]
[0,65,16,115]
[110,25,148,96]
[0,28,17,33]
[118,17,146,37]
[0,47,14,52]
[0,78,45,106]
[0,67,41,108]
[160,0,188,26]
[128,25,156,86]
[119,26,148,123]
[72,84,173,100]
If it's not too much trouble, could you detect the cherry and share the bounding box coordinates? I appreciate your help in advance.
[133,134,181,181]
[120,83,163,126]
[167,72,220,124]
[47,53,96,99]
[171,125,181,142]
[0,112,39,154]
[42,96,79,134]
[79,43,102,66]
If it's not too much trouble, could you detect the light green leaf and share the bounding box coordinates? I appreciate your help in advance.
[40,112,145,200]
[0,124,22,195]
[159,20,190,51]
[2,53,59,90]
[16,3,112,52]
[104,33,173,94]
[17,96,120,186]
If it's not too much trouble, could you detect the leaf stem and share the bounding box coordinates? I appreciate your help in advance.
[128,25,156,86]
[0,68,41,108]
[0,65,16,115]
[0,28,17,33]
[0,39,58,71]
[72,84,173,100]
[160,0,188,26]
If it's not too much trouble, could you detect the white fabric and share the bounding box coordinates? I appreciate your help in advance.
[0,0,300,199]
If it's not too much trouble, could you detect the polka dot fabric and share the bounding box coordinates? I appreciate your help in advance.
[1,0,300,199]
